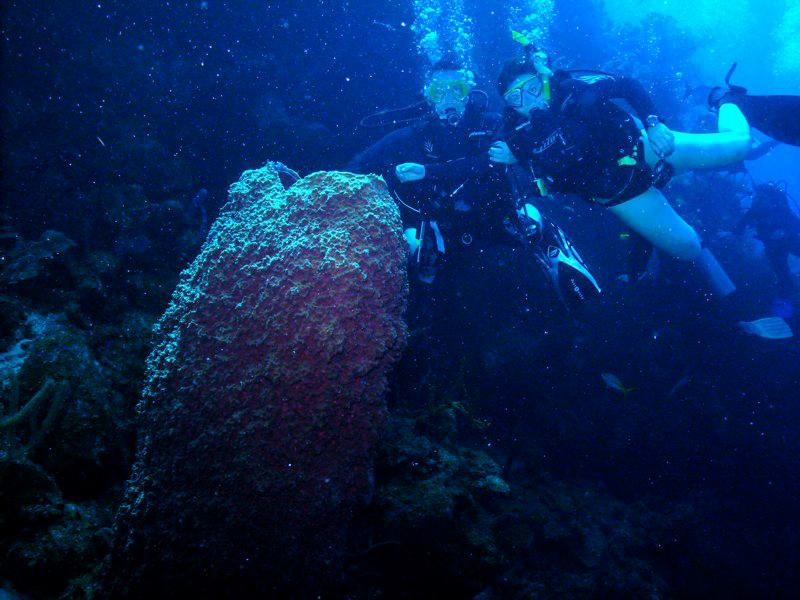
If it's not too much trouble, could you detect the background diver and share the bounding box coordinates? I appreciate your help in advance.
[489,39,792,339]
[733,182,800,313]
[346,55,600,310]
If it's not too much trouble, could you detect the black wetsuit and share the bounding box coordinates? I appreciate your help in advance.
[504,70,661,206]
[346,109,519,250]
[347,106,603,309]
[735,187,800,295]
[721,92,800,147]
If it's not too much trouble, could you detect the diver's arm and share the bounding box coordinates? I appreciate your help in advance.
[423,154,490,183]
[394,155,488,185]
[345,128,417,179]
[422,114,504,182]
[488,141,518,165]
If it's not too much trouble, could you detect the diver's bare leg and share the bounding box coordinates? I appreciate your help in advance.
[608,187,702,260]
[642,104,752,172]
[608,187,735,295]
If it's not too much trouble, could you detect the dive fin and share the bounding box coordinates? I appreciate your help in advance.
[738,317,794,340]
[537,223,601,310]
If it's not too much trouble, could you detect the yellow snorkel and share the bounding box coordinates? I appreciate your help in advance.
[511,30,552,103]
[541,75,551,103]
[511,30,529,46]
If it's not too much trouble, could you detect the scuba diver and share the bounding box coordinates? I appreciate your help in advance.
[346,55,600,310]
[734,183,800,301]
[490,38,792,339]
[708,63,800,147]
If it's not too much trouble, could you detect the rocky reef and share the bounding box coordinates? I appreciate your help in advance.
[2,162,795,598]
[104,163,408,596]
[337,365,679,599]
[0,225,153,598]
[3,1,799,597]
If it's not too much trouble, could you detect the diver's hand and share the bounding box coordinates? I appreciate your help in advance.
[395,163,426,182]
[646,123,675,158]
[489,141,518,165]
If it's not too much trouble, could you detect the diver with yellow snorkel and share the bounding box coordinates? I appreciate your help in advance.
[489,35,792,339]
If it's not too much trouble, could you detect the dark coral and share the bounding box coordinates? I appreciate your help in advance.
[345,410,672,599]
[3,315,134,497]
[106,163,408,596]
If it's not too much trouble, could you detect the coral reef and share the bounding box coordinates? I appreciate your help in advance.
[345,409,673,598]
[4,315,134,496]
[1,3,799,598]
[1,378,68,461]
[0,459,115,600]
[0,230,76,288]
[0,219,155,598]
[105,163,408,596]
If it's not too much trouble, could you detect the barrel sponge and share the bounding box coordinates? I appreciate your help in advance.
[106,163,408,596]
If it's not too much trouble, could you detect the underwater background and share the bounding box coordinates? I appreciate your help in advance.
[1,0,799,598]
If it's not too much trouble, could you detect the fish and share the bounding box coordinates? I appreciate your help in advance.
[667,371,692,398]
[619,232,631,240]
[601,372,635,398]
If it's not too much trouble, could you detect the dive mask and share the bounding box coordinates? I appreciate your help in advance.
[424,78,471,103]
[503,75,545,108]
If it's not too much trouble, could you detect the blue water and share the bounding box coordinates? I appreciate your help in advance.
[1,0,799,597]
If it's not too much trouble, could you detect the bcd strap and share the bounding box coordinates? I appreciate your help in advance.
[651,159,674,189]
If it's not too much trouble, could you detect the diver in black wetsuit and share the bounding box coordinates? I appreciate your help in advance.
[347,57,600,307]
[492,48,744,292]
[708,63,800,147]
[735,183,800,298]
[490,42,792,338]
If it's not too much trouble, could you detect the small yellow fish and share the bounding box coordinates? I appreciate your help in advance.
[601,372,635,399]
[619,232,631,240]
